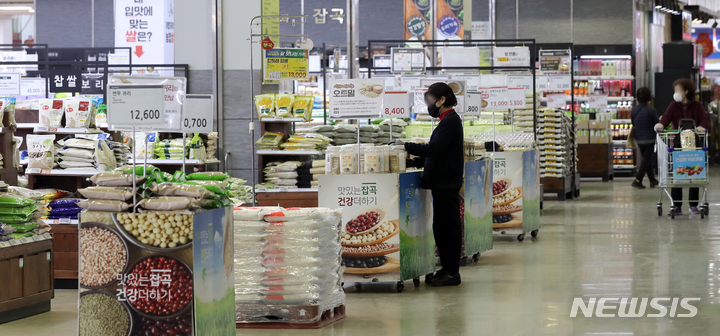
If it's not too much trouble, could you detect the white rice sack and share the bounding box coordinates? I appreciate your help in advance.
[37,99,64,127]
[78,187,136,201]
[151,182,212,198]
[137,197,196,211]
[233,207,283,221]
[77,199,131,212]
[64,99,93,128]
[89,172,144,186]
[26,134,55,170]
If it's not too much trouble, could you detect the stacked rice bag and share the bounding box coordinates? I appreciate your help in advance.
[261,161,323,189]
[307,125,335,145]
[333,125,357,145]
[55,134,117,171]
[206,132,219,161]
[7,186,78,221]
[296,160,324,189]
[234,207,345,324]
[111,140,131,166]
[377,119,407,145]
[0,196,42,241]
[78,171,140,212]
[254,94,314,121]
[45,199,83,220]
[280,133,331,151]
[227,178,253,205]
[358,125,379,144]
[155,138,188,160]
[256,132,284,150]
[27,134,55,170]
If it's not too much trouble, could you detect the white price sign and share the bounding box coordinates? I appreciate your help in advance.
[183,94,214,133]
[465,92,482,115]
[382,91,410,118]
[508,88,526,109]
[479,86,509,109]
[546,94,567,109]
[0,73,20,95]
[20,78,47,96]
[588,94,608,109]
[400,77,421,91]
[536,75,549,92]
[507,75,533,92]
[548,75,571,92]
[107,84,166,127]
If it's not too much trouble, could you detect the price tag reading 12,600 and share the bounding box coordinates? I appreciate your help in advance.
[183,94,214,133]
[107,84,166,127]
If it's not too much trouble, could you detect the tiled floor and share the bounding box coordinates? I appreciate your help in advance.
[2,174,719,335]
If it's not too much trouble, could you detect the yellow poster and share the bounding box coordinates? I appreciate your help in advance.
[264,49,309,80]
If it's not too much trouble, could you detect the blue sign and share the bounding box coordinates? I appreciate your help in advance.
[673,150,706,180]
[438,15,460,36]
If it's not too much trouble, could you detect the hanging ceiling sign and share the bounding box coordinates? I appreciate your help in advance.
[493,47,531,67]
[263,48,309,80]
[114,0,174,67]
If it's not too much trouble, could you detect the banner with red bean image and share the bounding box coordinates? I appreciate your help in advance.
[319,173,434,282]
[491,152,524,229]
[78,207,235,336]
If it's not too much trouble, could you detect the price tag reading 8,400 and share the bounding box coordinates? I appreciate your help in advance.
[382,91,410,118]
[183,94,214,133]
[107,84,166,127]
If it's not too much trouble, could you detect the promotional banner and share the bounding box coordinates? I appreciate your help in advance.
[319,173,434,282]
[404,0,432,41]
[263,48,309,80]
[672,150,706,181]
[491,152,524,229]
[436,0,464,40]
[522,150,541,233]
[463,159,493,256]
[329,78,385,119]
[114,0,174,67]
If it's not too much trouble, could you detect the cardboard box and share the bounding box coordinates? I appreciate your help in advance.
[577,120,590,129]
[589,120,610,129]
[577,133,590,144]
[589,134,611,144]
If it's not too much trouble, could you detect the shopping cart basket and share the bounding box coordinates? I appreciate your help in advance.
[656,119,710,219]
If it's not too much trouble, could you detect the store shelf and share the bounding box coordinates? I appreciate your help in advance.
[32,126,104,134]
[24,168,100,176]
[612,140,626,145]
[613,164,635,169]
[16,123,42,129]
[256,188,318,193]
[259,117,307,122]
[126,158,203,165]
[612,119,631,124]
[542,96,634,102]
[256,150,321,155]
[42,219,78,225]
[575,76,635,80]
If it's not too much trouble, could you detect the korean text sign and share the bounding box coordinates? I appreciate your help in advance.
[329,78,385,119]
[672,150,706,180]
[263,48,309,81]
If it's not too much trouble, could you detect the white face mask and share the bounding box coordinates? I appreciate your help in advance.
[673,92,684,102]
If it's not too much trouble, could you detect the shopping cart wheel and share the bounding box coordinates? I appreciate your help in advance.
[531,229,539,238]
[397,282,405,293]
[670,209,676,219]
[704,203,710,215]
[657,207,663,217]
[701,212,705,219]
[460,257,468,266]
[472,253,480,262]
[517,234,525,242]
[413,278,420,287]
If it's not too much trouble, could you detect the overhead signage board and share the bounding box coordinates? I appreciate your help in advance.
[391,48,426,73]
[107,84,166,127]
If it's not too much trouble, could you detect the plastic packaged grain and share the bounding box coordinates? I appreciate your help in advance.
[37,99,64,127]
[275,94,296,117]
[151,182,213,198]
[89,172,144,186]
[26,134,55,170]
[137,196,197,211]
[78,187,136,201]
[255,94,276,119]
[64,99,94,128]
[186,171,229,181]
[292,96,314,121]
[78,199,131,212]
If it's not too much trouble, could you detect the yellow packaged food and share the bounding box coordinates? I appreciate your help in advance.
[255,132,284,149]
[275,94,295,118]
[255,94,276,119]
[292,96,315,121]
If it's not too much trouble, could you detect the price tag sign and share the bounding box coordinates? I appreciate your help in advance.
[479,86,508,109]
[183,94,214,133]
[19,237,33,244]
[0,73,21,95]
[465,92,482,116]
[546,94,567,109]
[536,75,549,92]
[508,88,527,109]
[20,78,47,96]
[107,84,166,127]
[0,241,10,248]
[507,75,533,92]
[26,168,41,174]
[548,75,571,92]
[588,94,608,109]
[43,233,52,240]
[32,235,45,242]
[383,91,410,118]
[400,77,421,91]
[58,218,72,224]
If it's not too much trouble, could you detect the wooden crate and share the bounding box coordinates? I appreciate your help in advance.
[0,239,54,324]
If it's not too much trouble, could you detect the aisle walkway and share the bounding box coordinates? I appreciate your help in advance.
[1,175,719,336]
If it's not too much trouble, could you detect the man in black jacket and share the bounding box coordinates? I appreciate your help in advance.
[405,82,464,286]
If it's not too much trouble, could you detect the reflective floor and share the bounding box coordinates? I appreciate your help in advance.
[2,174,719,336]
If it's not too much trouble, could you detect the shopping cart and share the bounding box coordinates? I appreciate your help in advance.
[656,119,710,219]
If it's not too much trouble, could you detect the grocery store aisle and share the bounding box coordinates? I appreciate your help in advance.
[2,173,719,336]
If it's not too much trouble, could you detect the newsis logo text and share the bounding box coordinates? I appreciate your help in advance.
[570,298,700,317]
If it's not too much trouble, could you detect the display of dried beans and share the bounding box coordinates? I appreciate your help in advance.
[125,256,193,317]
[493,204,520,212]
[134,311,193,336]
[80,226,127,287]
[343,242,394,254]
[493,180,509,196]
[79,293,130,336]
[346,211,380,233]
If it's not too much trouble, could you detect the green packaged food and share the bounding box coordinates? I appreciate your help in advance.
[114,165,159,176]
[186,171,230,181]
[0,213,36,224]
[0,196,35,208]
[9,232,34,239]
[171,171,187,182]
[185,181,225,195]
[0,204,38,215]
[10,222,38,233]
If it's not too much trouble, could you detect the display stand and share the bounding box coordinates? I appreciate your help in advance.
[319,172,435,291]
[578,143,614,181]
[0,237,54,324]
[491,150,541,241]
[460,158,494,264]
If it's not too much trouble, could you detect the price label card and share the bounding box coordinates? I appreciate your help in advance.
[588,94,608,109]
[43,233,53,240]
[400,77,421,91]
[465,92,482,116]
[19,237,32,244]
[58,218,71,224]
[107,84,166,127]
[536,75,549,92]
[183,94,214,133]
[507,75,533,92]
[548,75,571,92]
[26,168,41,174]
[479,86,509,109]
[32,235,45,242]
[0,73,20,95]
[0,241,10,248]
[20,78,47,96]
[546,94,567,109]
[9,239,19,246]
[508,88,527,109]
[383,91,410,118]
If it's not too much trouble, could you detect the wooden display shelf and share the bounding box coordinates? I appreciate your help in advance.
[541,176,574,201]
[578,143,614,181]
[49,225,78,280]
[0,239,54,324]
[256,190,319,208]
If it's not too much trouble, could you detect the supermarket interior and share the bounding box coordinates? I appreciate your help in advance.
[0,0,719,335]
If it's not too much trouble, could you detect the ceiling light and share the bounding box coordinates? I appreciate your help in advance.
[0,6,33,11]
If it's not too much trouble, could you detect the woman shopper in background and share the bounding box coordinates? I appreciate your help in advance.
[404,83,464,287]
[631,87,659,189]
[654,78,711,215]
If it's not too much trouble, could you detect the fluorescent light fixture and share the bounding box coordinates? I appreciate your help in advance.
[0,6,33,11]
[28,9,34,13]
[580,55,632,59]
